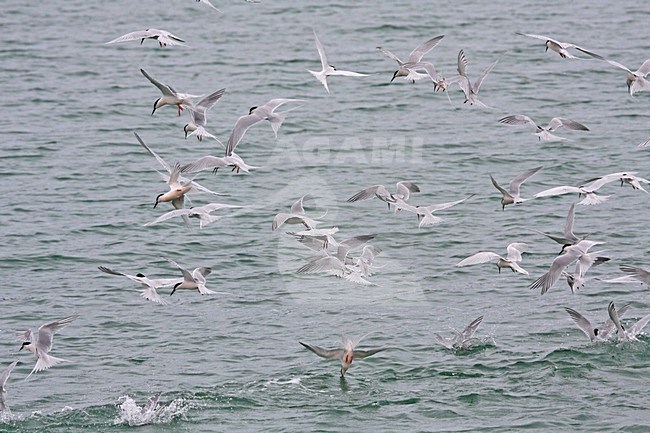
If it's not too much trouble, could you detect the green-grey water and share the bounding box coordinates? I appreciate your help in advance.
[1,0,650,431]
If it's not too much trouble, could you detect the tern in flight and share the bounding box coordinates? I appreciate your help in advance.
[308,29,369,93]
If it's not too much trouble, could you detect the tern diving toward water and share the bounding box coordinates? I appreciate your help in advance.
[19,315,77,379]
[515,33,603,59]
[377,35,445,83]
[299,335,388,377]
[456,243,529,275]
[490,166,543,210]
[106,29,187,48]
[0,360,18,414]
[608,302,650,342]
[141,69,201,116]
[308,29,369,93]
[434,316,484,350]
[498,115,589,142]
[183,87,226,141]
[564,304,630,343]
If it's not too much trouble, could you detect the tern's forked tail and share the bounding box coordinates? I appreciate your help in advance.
[27,353,68,379]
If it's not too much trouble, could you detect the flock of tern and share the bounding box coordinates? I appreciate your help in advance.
[3,4,650,416]
[274,30,649,375]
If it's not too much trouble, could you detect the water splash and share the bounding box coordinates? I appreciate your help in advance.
[0,409,15,424]
[113,393,190,426]
[264,376,302,387]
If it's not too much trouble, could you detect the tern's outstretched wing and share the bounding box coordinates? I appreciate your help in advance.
[299,342,343,359]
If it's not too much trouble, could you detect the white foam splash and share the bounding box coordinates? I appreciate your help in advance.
[265,376,302,386]
[0,410,15,424]
[113,393,189,426]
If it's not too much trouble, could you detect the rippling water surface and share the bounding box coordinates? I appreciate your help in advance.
[1,0,649,431]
